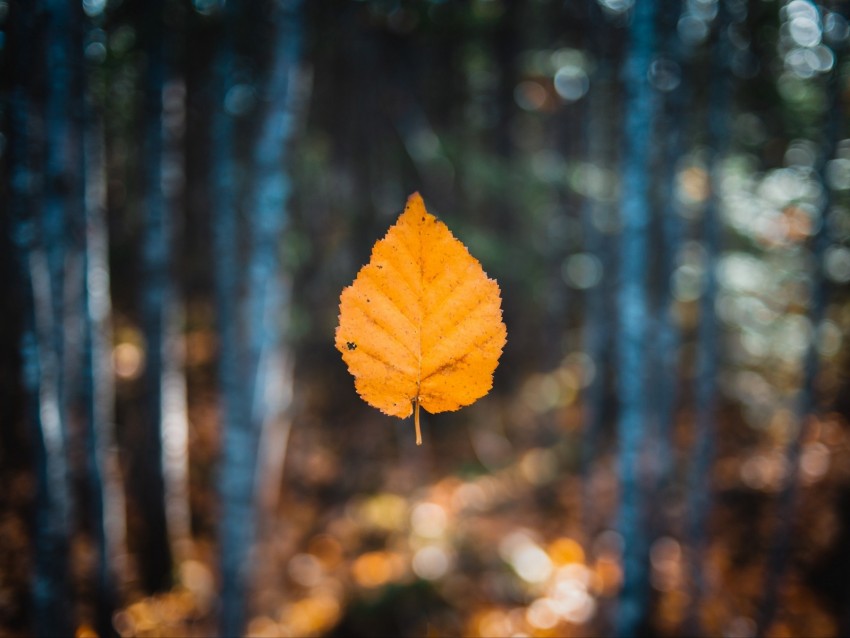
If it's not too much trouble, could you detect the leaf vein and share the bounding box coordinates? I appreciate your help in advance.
[420,330,503,382]
[351,299,418,359]
[353,345,409,377]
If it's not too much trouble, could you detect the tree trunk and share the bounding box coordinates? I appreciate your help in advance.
[615,0,658,634]
[215,2,304,634]
[211,1,246,633]
[136,0,175,593]
[8,0,81,633]
[652,0,692,537]
[81,56,124,638]
[685,3,734,633]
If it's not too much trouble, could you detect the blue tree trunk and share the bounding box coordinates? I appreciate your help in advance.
[211,2,246,633]
[244,0,302,532]
[215,2,303,635]
[615,0,659,634]
[10,112,75,638]
[245,0,302,448]
[8,0,78,633]
[43,0,86,445]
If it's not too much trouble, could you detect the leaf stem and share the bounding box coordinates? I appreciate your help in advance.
[414,398,422,446]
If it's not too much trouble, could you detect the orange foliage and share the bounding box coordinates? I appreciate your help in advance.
[335,192,507,444]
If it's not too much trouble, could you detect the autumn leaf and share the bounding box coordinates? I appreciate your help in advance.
[335,192,507,445]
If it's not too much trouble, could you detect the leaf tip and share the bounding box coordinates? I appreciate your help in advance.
[405,191,426,215]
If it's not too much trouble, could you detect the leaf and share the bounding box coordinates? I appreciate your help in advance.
[335,192,507,445]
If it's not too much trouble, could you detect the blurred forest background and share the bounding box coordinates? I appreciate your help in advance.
[3,0,850,636]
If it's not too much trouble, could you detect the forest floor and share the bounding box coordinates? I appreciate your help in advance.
[2,356,850,638]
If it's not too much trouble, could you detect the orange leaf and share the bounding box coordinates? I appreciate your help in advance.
[335,192,507,445]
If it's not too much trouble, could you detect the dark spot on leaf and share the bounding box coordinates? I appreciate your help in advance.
[346,342,357,351]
